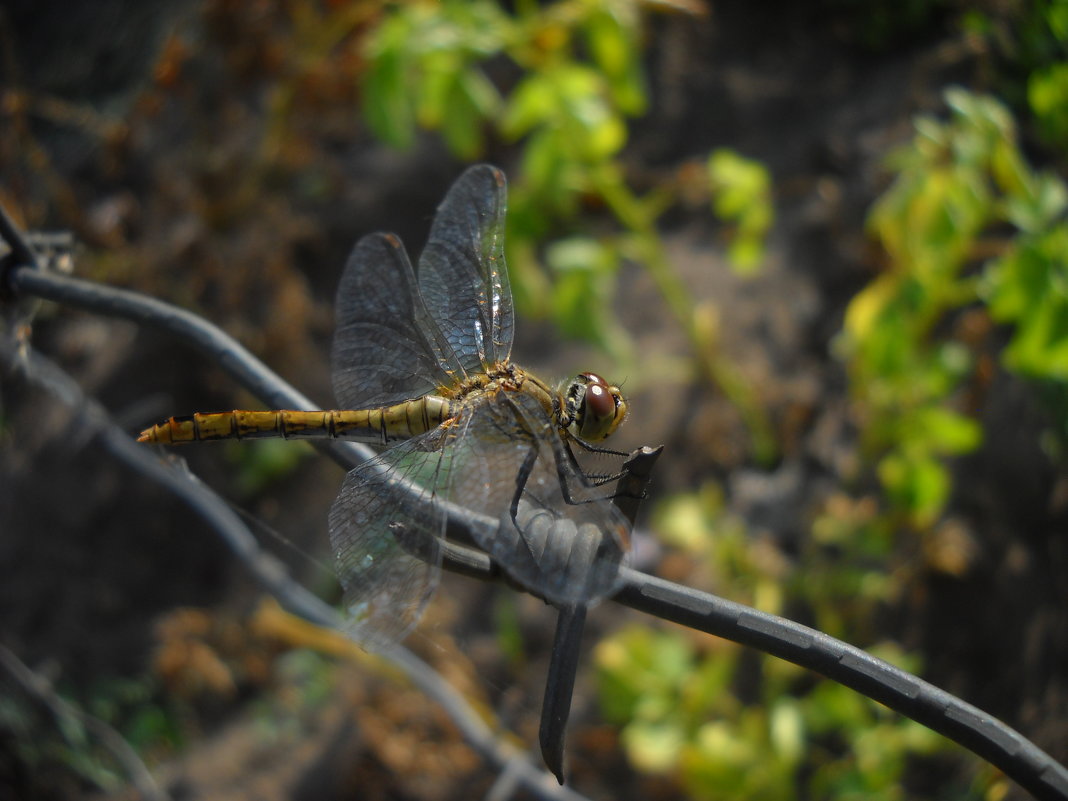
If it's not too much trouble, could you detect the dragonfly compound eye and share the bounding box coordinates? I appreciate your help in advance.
[568,372,627,442]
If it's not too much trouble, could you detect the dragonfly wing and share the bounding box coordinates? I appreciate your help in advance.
[328,430,452,650]
[446,391,629,605]
[331,233,458,409]
[418,165,514,373]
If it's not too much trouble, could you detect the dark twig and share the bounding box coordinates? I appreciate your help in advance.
[4,243,1068,801]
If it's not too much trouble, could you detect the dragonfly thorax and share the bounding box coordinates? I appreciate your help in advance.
[559,372,628,442]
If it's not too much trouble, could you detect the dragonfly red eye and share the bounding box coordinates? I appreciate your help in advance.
[586,382,613,420]
[571,373,627,441]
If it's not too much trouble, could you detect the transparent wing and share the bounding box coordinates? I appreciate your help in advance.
[331,233,458,409]
[328,429,453,650]
[418,164,514,373]
[446,391,629,605]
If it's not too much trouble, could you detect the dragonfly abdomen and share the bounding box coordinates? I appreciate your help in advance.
[138,397,452,445]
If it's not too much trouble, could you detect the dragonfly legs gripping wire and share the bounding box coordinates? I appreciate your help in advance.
[507,444,544,567]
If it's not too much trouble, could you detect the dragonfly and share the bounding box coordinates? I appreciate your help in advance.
[139,165,633,651]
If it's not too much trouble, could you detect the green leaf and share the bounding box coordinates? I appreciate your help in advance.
[362,40,416,149]
[595,627,695,723]
[878,451,950,526]
[769,699,805,765]
[985,226,1068,380]
[500,73,554,140]
[913,407,982,455]
[622,720,686,773]
[706,149,773,273]
[413,51,456,129]
[1004,293,1068,378]
[1029,63,1068,145]
[546,236,620,346]
[226,438,309,496]
[584,7,647,115]
[441,72,486,158]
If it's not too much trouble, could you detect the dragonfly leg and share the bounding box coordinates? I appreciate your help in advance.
[566,437,632,487]
[558,439,626,499]
[571,435,629,459]
[508,438,585,514]
[583,469,629,487]
[506,444,544,564]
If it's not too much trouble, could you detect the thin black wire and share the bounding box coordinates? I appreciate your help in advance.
[3,235,1068,801]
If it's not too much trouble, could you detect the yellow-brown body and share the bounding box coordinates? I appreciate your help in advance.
[137,365,567,446]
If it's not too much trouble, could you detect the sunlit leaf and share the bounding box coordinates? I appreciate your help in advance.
[546,235,627,351]
[622,720,686,773]
[595,627,695,723]
[878,451,949,527]
[1029,63,1068,145]
[913,407,982,454]
[769,699,805,765]
[707,149,773,273]
[584,6,647,115]
[656,492,715,552]
[500,73,554,140]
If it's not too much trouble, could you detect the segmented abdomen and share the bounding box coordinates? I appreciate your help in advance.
[137,396,452,445]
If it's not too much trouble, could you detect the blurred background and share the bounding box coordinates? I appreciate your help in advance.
[1,0,1067,799]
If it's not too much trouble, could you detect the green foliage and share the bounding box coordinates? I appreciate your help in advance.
[362,1,507,158]
[361,0,776,457]
[595,485,962,800]
[492,593,527,668]
[543,235,626,356]
[251,649,339,741]
[84,675,182,755]
[225,437,311,496]
[965,0,1068,156]
[0,674,178,795]
[840,88,1068,526]
[1029,62,1068,145]
[707,149,774,273]
[984,224,1068,378]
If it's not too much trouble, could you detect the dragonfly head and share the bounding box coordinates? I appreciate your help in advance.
[562,372,628,442]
